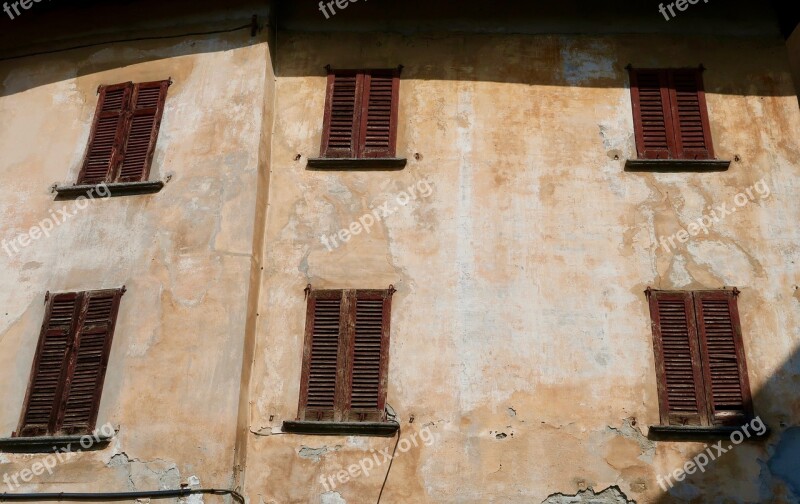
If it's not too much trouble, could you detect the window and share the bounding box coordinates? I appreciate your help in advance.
[319,68,400,159]
[296,288,394,423]
[647,289,754,428]
[78,80,170,185]
[629,68,714,160]
[16,289,123,437]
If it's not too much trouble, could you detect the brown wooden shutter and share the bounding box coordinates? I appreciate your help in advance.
[78,83,134,184]
[358,71,399,158]
[59,290,122,434]
[320,72,362,158]
[345,290,392,422]
[299,290,345,421]
[693,290,752,426]
[647,290,707,426]
[117,81,169,182]
[630,69,675,160]
[18,293,81,437]
[669,69,713,160]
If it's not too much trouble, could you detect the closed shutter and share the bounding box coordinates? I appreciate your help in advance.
[647,290,707,426]
[18,293,81,437]
[18,289,122,437]
[299,291,345,421]
[693,290,752,426]
[320,72,362,158]
[669,69,713,160]
[358,71,399,158]
[298,288,393,423]
[60,290,122,434]
[118,81,169,182]
[630,69,674,160]
[78,83,133,184]
[346,290,392,421]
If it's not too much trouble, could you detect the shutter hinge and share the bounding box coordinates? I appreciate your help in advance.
[167,77,174,87]
[324,64,332,74]
[44,291,50,303]
[120,285,127,296]
[396,65,404,75]
[625,63,633,71]
[388,284,396,296]
[731,287,740,297]
[304,284,312,299]
[644,286,652,298]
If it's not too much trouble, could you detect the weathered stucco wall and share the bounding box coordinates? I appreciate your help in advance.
[0,21,270,496]
[245,32,800,503]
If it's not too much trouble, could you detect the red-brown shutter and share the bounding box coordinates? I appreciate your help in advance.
[118,81,169,182]
[18,293,81,437]
[320,72,362,158]
[693,290,752,426]
[648,290,707,426]
[345,290,392,421]
[358,71,399,158]
[630,69,675,160]
[669,69,713,160]
[59,290,122,434]
[299,290,344,421]
[78,83,134,184]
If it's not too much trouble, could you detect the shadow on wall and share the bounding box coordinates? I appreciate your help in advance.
[0,0,266,98]
[1,0,797,100]
[654,337,800,503]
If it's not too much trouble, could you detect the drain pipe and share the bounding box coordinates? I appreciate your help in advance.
[0,488,244,503]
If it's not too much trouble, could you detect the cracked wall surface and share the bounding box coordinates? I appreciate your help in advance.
[243,27,800,504]
[0,3,271,497]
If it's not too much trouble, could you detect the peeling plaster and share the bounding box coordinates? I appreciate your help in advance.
[298,445,341,462]
[542,486,635,504]
[320,491,346,504]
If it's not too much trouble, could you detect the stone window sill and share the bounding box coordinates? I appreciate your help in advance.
[648,425,770,441]
[306,158,407,170]
[0,434,114,453]
[624,159,731,172]
[282,420,400,437]
[54,180,165,199]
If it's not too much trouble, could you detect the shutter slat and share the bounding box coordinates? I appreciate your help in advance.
[118,81,168,182]
[671,70,711,159]
[630,70,674,159]
[59,291,120,434]
[358,74,398,158]
[19,294,80,436]
[648,292,707,425]
[349,299,384,411]
[305,298,342,412]
[321,74,360,158]
[694,292,752,424]
[78,85,132,184]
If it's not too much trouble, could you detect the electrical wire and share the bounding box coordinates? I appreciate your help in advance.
[0,21,255,62]
[376,405,402,504]
[0,488,245,503]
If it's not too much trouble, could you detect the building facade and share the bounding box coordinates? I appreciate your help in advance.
[1,1,799,503]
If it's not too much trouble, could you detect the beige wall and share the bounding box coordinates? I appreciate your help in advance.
[0,24,271,495]
[244,32,800,504]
